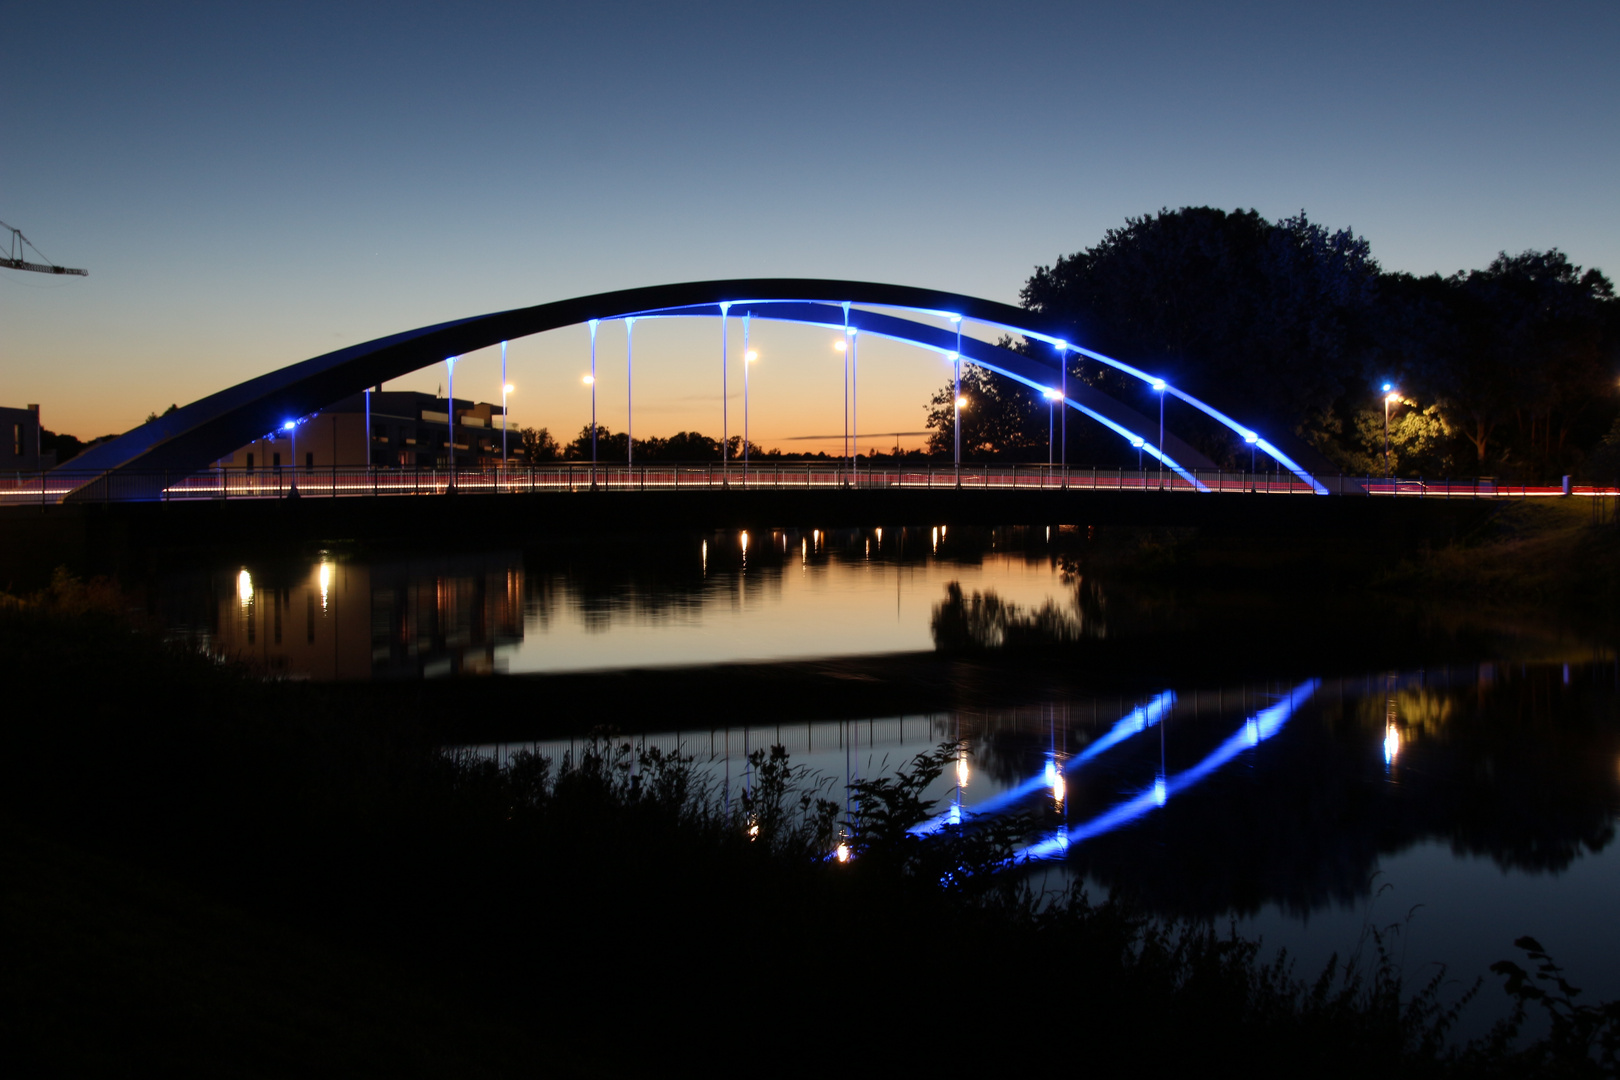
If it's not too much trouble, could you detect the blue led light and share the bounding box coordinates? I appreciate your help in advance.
[1381,382,1393,392]
[1131,436,1145,448]
[282,420,296,431]
[1151,378,1166,392]
[1243,431,1259,443]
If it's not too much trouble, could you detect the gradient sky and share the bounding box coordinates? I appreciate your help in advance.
[4,0,1617,452]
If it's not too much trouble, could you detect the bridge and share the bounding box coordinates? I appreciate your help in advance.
[25,278,1367,505]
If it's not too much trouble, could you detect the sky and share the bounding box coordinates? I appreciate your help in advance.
[3,0,1617,452]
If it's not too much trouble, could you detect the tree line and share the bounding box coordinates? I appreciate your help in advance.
[928,207,1619,481]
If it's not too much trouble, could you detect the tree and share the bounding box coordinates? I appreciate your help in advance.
[515,426,561,463]
[923,365,1045,459]
[1021,207,1381,463]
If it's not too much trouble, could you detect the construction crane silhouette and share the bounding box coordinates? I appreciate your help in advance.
[1,220,87,276]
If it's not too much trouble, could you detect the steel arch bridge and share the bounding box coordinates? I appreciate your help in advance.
[56,278,1345,501]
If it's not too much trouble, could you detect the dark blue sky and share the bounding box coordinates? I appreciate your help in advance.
[5,0,1616,442]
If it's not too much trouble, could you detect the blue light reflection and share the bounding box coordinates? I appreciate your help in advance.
[1015,680,1319,862]
[911,692,1175,837]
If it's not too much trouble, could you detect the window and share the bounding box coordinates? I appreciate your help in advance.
[273,452,281,469]
[12,423,19,456]
[305,451,314,472]
[246,453,255,472]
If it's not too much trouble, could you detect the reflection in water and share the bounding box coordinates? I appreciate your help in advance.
[149,527,1085,679]
[467,663,1620,1009]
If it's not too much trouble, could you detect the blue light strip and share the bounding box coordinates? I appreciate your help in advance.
[1015,679,1320,862]
[910,692,1177,837]
[613,298,1323,493]
[606,300,1211,489]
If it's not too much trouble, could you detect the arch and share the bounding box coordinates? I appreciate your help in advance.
[57,278,1340,500]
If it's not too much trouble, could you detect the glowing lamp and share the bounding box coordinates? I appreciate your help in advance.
[582,375,595,385]
[1131,436,1145,448]
[1243,431,1259,443]
[834,340,846,352]
[503,384,514,394]
[282,420,296,431]
[1151,378,1166,392]
[955,396,968,409]
[1381,382,1393,392]
[745,350,758,363]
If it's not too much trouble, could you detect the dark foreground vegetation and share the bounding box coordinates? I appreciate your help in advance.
[2,576,1618,1077]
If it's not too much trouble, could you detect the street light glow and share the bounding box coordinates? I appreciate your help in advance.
[1151,378,1166,392]
[282,420,296,431]
[955,396,968,409]
[503,383,514,394]
[582,374,595,385]
[745,350,758,363]
[834,340,846,352]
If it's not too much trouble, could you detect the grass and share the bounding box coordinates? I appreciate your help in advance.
[2,580,1617,1075]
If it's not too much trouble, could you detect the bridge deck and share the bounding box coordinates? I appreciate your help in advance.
[1,462,1587,507]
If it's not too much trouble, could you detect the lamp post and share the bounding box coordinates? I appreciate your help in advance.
[625,318,635,466]
[850,328,859,484]
[951,316,963,486]
[744,327,757,483]
[283,420,298,494]
[1044,389,1063,467]
[588,319,598,488]
[1382,383,1396,478]
[500,340,509,465]
[1057,341,1069,484]
[501,381,513,482]
[445,356,457,492]
[834,336,848,479]
[721,303,731,483]
[1132,435,1145,473]
[1151,378,1166,489]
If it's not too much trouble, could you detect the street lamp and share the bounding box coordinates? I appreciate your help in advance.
[1056,341,1069,482]
[1131,435,1145,473]
[501,382,514,478]
[1044,389,1063,467]
[1151,378,1167,489]
[1382,383,1397,478]
[744,347,758,481]
[445,355,457,492]
[834,339,848,468]
[499,340,509,467]
[283,419,298,494]
[588,319,599,488]
[950,315,963,486]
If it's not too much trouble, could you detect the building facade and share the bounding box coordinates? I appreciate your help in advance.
[213,391,512,471]
[0,404,49,470]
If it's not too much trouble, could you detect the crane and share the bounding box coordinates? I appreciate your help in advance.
[1,220,87,276]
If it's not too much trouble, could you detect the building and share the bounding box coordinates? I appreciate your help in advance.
[0,404,50,470]
[213,390,512,471]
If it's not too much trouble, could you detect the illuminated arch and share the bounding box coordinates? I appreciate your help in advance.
[58,278,1339,499]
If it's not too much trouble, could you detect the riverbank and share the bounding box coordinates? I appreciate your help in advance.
[2,599,1614,1075]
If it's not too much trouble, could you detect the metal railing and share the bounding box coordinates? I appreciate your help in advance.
[0,463,1609,507]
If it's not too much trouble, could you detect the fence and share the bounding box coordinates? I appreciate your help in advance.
[0,462,1610,507]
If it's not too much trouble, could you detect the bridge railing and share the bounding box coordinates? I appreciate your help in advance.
[0,464,1607,506]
